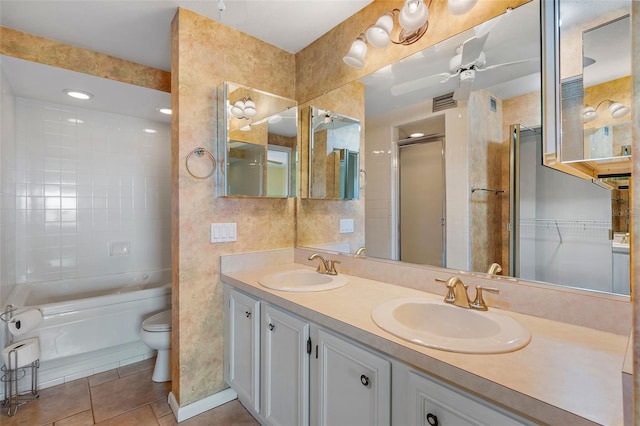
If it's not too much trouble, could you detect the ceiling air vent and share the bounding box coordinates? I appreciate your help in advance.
[561,76,583,100]
[433,92,457,112]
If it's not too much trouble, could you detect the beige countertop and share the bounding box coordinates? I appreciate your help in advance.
[222,263,627,426]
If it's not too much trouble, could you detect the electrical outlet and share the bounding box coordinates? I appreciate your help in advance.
[211,223,237,243]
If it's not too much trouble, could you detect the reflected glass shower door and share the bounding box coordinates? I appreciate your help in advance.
[509,124,614,292]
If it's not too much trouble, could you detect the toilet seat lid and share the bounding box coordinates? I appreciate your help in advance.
[142,310,172,332]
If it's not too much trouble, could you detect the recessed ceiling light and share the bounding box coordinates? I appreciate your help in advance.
[268,114,283,124]
[409,132,424,138]
[143,128,157,134]
[67,118,84,124]
[63,89,93,100]
[156,107,172,115]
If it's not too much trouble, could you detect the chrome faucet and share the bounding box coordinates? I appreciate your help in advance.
[487,262,502,275]
[436,277,500,310]
[308,253,340,275]
[354,247,368,257]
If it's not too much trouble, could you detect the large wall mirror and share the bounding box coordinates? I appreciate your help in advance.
[217,82,298,198]
[297,0,632,297]
[307,106,361,200]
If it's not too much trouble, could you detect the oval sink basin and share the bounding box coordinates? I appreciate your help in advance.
[372,298,530,354]
[259,269,349,292]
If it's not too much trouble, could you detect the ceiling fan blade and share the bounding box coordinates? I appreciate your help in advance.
[476,57,539,72]
[452,83,472,101]
[459,32,489,68]
[390,72,454,96]
[452,71,474,101]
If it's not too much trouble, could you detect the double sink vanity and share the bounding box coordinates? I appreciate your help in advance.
[221,248,629,426]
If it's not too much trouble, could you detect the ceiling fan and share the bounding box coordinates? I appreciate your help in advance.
[390,10,538,101]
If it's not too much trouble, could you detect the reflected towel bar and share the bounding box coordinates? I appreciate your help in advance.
[471,187,505,195]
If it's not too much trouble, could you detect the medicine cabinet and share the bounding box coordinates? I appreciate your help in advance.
[306,106,361,200]
[543,1,632,179]
[216,82,298,197]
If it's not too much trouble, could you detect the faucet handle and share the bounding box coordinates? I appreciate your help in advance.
[471,286,499,311]
[435,278,456,303]
[327,260,340,275]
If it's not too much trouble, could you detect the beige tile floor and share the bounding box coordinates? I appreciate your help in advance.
[1,358,259,425]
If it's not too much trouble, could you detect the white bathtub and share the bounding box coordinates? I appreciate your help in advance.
[5,270,171,362]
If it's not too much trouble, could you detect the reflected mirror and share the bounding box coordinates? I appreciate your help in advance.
[308,106,361,200]
[554,0,632,176]
[297,0,632,296]
[559,12,632,163]
[217,82,297,198]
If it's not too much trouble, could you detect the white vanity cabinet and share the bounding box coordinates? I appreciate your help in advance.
[261,304,310,426]
[223,286,261,413]
[393,363,533,426]
[224,284,527,426]
[311,328,391,426]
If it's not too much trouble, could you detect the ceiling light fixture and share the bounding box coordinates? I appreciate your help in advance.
[143,128,157,134]
[447,0,478,15]
[229,97,257,119]
[343,0,431,69]
[409,132,425,138]
[156,107,172,115]
[268,114,283,124]
[63,89,93,100]
[583,99,630,123]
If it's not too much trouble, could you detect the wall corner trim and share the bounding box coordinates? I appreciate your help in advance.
[168,387,238,422]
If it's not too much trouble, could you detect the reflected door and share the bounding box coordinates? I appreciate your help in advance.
[398,138,445,266]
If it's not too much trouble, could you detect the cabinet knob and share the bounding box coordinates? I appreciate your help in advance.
[245,311,251,318]
[268,323,275,331]
[360,374,370,387]
[426,413,439,426]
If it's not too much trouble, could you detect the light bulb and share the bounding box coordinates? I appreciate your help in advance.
[343,37,368,69]
[583,106,596,122]
[244,106,257,118]
[365,13,393,48]
[230,100,245,117]
[448,0,478,15]
[244,98,256,110]
[398,0,428,33]
[609,102,630,119]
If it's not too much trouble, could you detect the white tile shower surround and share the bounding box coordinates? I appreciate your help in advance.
[11,97,171,283]
[1,67,18,352]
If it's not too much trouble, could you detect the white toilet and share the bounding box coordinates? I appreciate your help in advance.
[140,309,172,382]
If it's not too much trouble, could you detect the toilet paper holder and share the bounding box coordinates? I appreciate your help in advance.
[1,305,40,416]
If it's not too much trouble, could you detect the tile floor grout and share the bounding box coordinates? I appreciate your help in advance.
[1,358,258,425]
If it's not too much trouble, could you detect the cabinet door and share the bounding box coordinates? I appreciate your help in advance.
[224,286,260,413]
[261,304,310,426]
[311,328,391,426]
[405,369,532,426]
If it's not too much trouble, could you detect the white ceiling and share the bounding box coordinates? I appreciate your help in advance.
[0,0,371,125]
[0,0,373,71]
[0,0,630,127]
